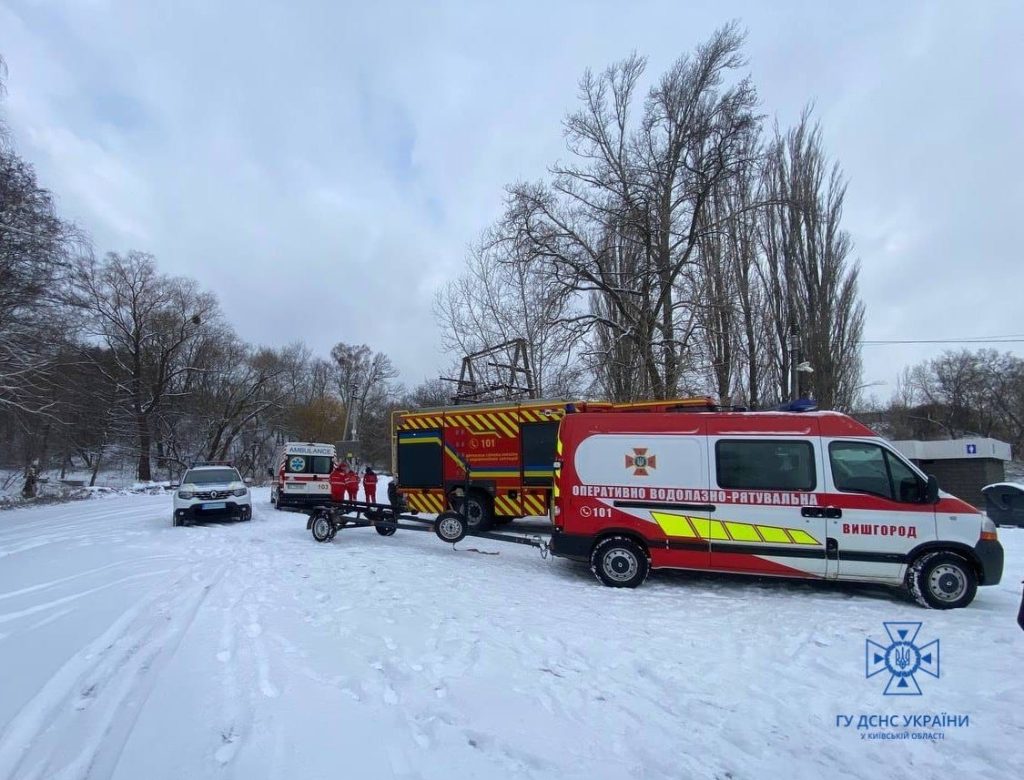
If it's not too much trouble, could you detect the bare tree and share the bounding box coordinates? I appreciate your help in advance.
[70,251,219,480]
[502,23,760,399]
[758,109,864,408]
[435,231,584,398]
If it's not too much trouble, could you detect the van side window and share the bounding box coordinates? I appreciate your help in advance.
[715,440,816,491]
[828,442,925,503]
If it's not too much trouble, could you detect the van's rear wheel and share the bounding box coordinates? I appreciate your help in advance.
[908,551,977,609]
[591,536,650,588]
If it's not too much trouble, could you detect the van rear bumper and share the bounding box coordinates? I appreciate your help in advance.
[974,538,1004,586]
[549,530,592,562]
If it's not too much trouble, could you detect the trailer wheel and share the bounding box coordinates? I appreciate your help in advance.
[435,511,467,544]
[907,551,977,609]
[591,536,650,588]
[376,522,397,537]
[311,512,334,543]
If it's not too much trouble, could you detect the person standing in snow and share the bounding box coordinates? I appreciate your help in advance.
[362,467,378,504]
[344,465,359,502]
[330,461,350,502]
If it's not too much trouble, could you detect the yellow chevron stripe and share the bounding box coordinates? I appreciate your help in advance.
[485,413,516,437]
[498,412,518,431]
[650,512,821,546]
[523,494,546,516]
[652,512,697,537]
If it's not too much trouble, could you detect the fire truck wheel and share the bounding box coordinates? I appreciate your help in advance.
[591,536,650,588]
[907,551,977,609]
[435,511,468,544]
[451,491,493,532]
[311,512,334,543]
[376,522,397,537]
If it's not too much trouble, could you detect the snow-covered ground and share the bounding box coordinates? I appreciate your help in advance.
[0,485,1021,780]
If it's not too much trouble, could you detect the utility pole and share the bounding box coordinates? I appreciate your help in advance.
[342,382,358,442]
[789,322,800,402]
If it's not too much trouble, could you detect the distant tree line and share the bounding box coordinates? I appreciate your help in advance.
[436,23,865,409]
[869,349,1024,453]
[0,55,413,483]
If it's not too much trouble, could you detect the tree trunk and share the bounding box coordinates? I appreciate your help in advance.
[90,448,103,487]
[136,413,152,481]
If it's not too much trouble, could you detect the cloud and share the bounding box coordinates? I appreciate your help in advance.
[1,0,1022,394]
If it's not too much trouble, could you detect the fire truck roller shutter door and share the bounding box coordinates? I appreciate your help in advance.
[397,430,443,489]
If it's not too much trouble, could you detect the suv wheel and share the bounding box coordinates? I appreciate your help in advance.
[591,536,650,588]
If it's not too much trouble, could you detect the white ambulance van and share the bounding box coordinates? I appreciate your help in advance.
[550,409,1003,608]
[270,442,336,509]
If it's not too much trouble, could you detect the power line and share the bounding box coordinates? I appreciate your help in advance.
[860,336,1024,346]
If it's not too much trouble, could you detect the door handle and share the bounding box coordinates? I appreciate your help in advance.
[801,506,843,519]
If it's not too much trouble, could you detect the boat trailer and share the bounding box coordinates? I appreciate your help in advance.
[302,499,550,556]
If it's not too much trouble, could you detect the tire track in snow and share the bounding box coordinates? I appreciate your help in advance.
[0,556,179,602]
[0,570,176,627]
[0,563,225,780]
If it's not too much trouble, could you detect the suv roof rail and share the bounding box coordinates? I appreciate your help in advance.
[191,460,234,468]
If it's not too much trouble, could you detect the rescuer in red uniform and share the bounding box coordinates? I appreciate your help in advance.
[330,462,350,502]
[344,466,359,502]
[362,467,378,504]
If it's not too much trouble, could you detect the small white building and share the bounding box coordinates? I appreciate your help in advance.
[889,438,1012,507]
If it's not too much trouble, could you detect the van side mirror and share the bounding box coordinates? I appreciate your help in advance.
[925,474,939,504]
[244,477,254,485]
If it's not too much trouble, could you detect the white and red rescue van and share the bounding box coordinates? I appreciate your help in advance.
[271,442,336,509]
[549,410,1003,608]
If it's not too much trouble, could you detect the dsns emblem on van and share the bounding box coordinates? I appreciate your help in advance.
[625,448,657,476]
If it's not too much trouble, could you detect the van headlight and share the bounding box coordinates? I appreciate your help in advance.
[233,488,248,497]
[178,490,194,500]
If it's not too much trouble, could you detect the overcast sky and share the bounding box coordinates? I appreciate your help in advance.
[2,0,1022,400]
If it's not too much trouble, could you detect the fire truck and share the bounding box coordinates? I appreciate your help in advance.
[391,397,715,531]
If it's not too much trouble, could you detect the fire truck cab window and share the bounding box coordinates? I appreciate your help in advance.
[521,422,559,486]
[397,431,443,488]
[716,440,816,491]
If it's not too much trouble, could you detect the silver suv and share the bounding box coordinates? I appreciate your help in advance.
[173,465,252,526]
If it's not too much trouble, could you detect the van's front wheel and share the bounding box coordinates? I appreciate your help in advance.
[591,536,650,588]
[908,551,978,609]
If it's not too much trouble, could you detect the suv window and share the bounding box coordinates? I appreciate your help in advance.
[716,440,816,491]
[185,468,240,485]
[828,441,925,502]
